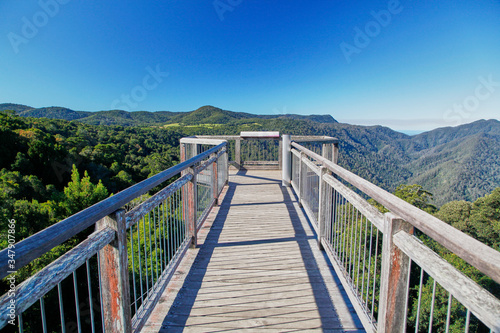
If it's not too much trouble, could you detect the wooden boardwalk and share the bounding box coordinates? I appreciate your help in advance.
[142,170,365,332]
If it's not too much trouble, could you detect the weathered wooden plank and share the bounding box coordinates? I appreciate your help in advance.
[377,213,412,333]
[125,174,192,229]
[291,142,500,285]
[302,156,321,176]
[0,142,227,279]
[97,209,132,333]
[393,230,500,332]
[180,138,227,145]
[323,174,384,231]
[0,228,114,329]
[144,170,363,333]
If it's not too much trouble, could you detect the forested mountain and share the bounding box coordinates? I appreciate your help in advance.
[0,104,338,126]
[1,103,499,205]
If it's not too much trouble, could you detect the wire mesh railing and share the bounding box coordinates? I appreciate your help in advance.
[0,141,228,333]
[289,141,500,333]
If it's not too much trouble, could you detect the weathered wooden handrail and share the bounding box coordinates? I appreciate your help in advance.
[291,141,500,285]
[0,140,229,331]
[0,228,115,328]
[0,142,226,279]
[289,140,500,332]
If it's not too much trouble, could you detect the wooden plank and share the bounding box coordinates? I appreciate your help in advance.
[323,174,384,231]
[291,142,500,285]
[393,230,500,332]
[0,142,227,279]
[0,228,114,329]
[377,213,412,333]
[240,131,280,138]
[97,209,132,333]
[125,174,192,229]
[144,170,364,332]
[180,138,226,145]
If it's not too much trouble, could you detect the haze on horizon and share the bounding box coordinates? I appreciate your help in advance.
[1,1,499,132]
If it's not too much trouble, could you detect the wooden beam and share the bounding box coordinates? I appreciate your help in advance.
[0,142,227,279]
[377,213,412,333]
[393,231,500,332]
[291,141,500,285]
[97,209,132,333]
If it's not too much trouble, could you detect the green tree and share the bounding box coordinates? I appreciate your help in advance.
[57,165,109,217]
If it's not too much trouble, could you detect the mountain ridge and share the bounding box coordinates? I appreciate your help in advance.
[0,104,338,126]
[1,102,498,205]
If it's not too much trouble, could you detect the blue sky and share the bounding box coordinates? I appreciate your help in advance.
[1,0,499,131]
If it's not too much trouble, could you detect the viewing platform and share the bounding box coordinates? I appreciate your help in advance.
[143,170,364,332]
[1,132,499,333]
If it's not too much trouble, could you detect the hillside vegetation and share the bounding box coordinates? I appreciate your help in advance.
[1,103,499,205]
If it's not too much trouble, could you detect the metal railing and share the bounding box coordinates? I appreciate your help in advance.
[188,133,338,171]
[0,141,228,333]
[286,137,500,333]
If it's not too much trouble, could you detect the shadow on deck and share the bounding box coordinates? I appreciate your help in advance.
[142,170,365,332]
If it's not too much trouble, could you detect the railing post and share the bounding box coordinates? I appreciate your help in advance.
[235,138,241,170]
[180,142,187,163]
[187,167,198,248]
[378,212,412,333]
[282,134,291,187]
[333,143,339,164]
[322,143,332,161]
[212,153,218,206]
[96,209,132,333]
[317,166,330,250]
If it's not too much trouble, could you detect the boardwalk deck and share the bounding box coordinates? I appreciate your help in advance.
[142,170,365,332]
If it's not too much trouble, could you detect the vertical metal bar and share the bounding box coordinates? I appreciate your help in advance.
[371,229,380,319]
[40,297,47,333]
[86,260,95,333]
[445,294,453,333]
[142,216,149,297]
[18,314,23,333]
[148,211,154,287]
[58,283,66,333]
[428,279,436,333]
[415,268,424,333]
[137,221,144,305]
[365,223,374,306]
[356,210,363,290]
[360,216,368,301]
[464,309,471,333]
[402,259,413,331]
[73,271,81,333]
[168,196,172,264]
[154,205,159,284]
[96,254,105,333]
[130,224,138,314]
[187,167,198,248]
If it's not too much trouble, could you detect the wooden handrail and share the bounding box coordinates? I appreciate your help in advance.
[291,141,500,285]
[0,142,227,279]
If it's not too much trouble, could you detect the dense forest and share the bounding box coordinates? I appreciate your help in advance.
[0,106,499,332]
[2,103,499,206]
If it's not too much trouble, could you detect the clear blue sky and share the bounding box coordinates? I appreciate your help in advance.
[1,0,499,131]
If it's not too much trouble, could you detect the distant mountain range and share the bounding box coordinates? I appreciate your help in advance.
[1,103,499,205]
[0,104,337,126]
